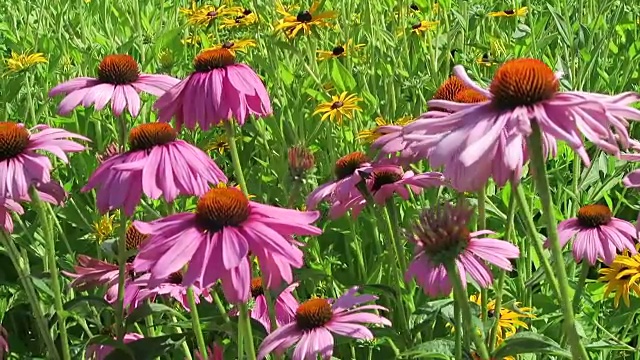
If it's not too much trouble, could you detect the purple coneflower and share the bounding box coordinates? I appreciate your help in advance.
[0,198,23,233]
[367,164,444,204]
[306,151,371,211]
[154,48,272,130]
[0,325,8,358]
[133,186,322,303]
[49,54,179,117]
[63,255,133,298]
[258,287,390,360]
[82,123,227,216]
[129,271,212,311]
[0,122,87,200]
[548,204,637,265]
[86,333,143,360]
[406,203,520,297]
[233,278,298,332]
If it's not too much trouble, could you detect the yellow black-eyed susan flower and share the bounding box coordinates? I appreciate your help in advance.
[410,20,439,35]
[206,39,257,55]
[180,5,231,26]
[313,92,362,124]
[599,254,640,307]
[477,53,498,67]
[205,134,230,155]
[469,294,535,344]
[316,40,365,61]
[275,1,336,38]
[220,8,257,28]
[357,116,414,143]
[5,51,47,74]
[488,7,528,17]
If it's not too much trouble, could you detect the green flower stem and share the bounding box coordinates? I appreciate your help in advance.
[526,121,590,360]
[489,191,517,352]
[187,287,209,360]
[0,231,60,360]
[29,187,71,360]
[224,121,249,195]
[572,262,590,312]
[514,185,561,298]
[239,302,257,360]
[211,291,231,324]
[444,260,490,360]
[454,300,462,360]
[385,201,408,273]
[115,213,128,340]
[477,187,488,323]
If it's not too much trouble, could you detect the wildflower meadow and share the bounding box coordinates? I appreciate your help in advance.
[2,0,640,359]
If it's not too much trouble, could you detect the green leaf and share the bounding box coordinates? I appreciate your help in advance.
[492,332,572,358]
[104,334,186,360]
[330,60,356,92]
[125,302,187,327]
[398,339,455,359]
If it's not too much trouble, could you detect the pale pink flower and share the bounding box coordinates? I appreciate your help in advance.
[547,204,637,265]
[0,197,23,233]
[0,122,87,200]
[86,333,143,360]
[406,203,520,297]
[128,271,212,311]
[82,123,226,216]
[49,54,179,117]
[154,48,272,130]
[133,186,321,303]
[257,287,391,360]
[232,279,299,332]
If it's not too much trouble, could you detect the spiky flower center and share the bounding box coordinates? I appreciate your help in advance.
[250,277,264,298]
[489,58,559,109]
[128,123,177,151]
[125,225,148,263]
[413,204,473,264]
[295,298,333,330]
[332,46,345,56]
[296,10,313,22]
[371,170,402,192]
[168,271,183,284]
[194,49,236,72]
[0,122,29,161]
[334,152,368,180]
[433,76,467,101]
[453,89,488,104]
[577,204,612,228]
[288,145,315,178]
[195,187,250,232]
[97,54,140,85]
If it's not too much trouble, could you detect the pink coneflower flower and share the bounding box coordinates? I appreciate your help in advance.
[154,48,272,130]
[194,343,224,360]
[82,123,227,216]
[307,151,372,211]
[133,186,322,303]
[0,122,87,200]
[233,278,298,332]
[49,54,179,117]
[406,203,520,297]
[86,333,143,360]
[1,181,67,233]
[419,59,640,171]
[547,204,638,265]
[0,325,8,358]
[128,271,212,311]
[257,287,391,360]
[0,197,23,233]
[63,255,133,298]
[367,165,444,204]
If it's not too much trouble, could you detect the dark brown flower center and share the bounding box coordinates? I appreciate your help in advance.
[250,277,264,298]
[168,271,183,284]
[288,145,315,178]
[332,46,345,56]
[334,152,368,180]
[577,204,612,228]
[296,10,312,22]
[195,187,250,232]
[411,22,422,30]
[0,122,30,161]
[222,42,235,49]
[410,3,419,10]
[243,9,253,15]
[371,170,402,192]
[453,89,488,104]
[128,123,177,151]
[413,204,473,264]
[194,49,236,72]
[504,9,515,15]
[295,298,333,330]
[97,54,140,85]
[330,101,344,109]
[207,11,218,17]
[489,58,559,110]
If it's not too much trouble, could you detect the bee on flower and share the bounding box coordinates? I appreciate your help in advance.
[357,116,414,143]
[316,40,365,61]
[275,1,336,38]
[488,7,528,17]
[313,92,363,124]
[4,51,47,74]
[206,39,257,56]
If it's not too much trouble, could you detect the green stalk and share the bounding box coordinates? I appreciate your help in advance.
[454,300,462,359]
[239,302,257,360]
[526,121,590,359]
[444,261,490,360]
[385,201,408,273]
[572,262,590,312]
[29,187,71,360]
[187,287,208,360]
[0,231,60,360]
[211,290,231,324]
[224,121,248,195]
[477,187,488,323]
[115,214,128,340]
[489,191,517,352]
